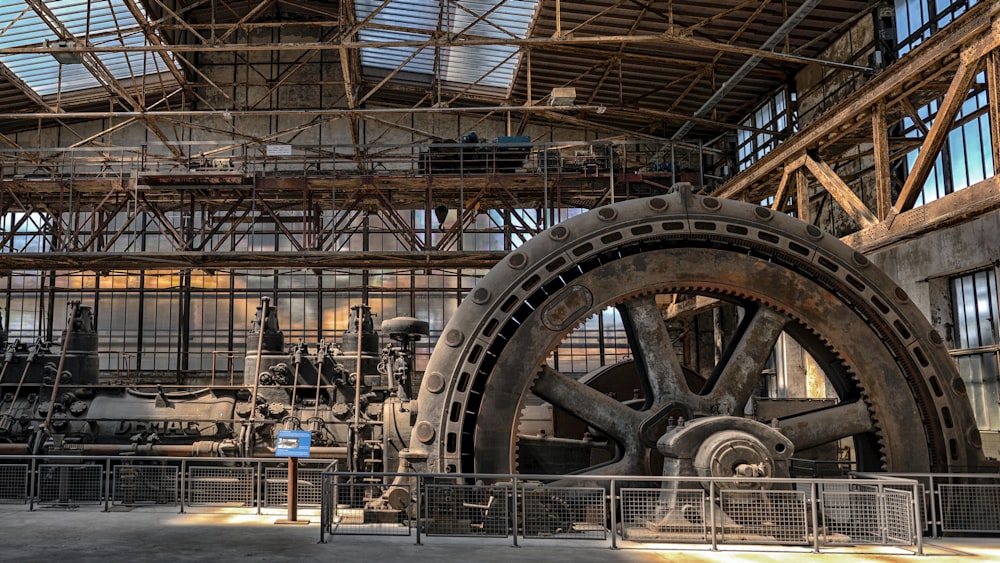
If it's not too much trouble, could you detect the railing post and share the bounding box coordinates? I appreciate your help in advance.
[414,474,422,546]
[609,478,618,550]
[913,480,924,556]
[929,474,939,538]
[256,459,262,515]
[179,459,186,513]
[28,456,36,511]
[811,480,820,553]
[104,457,112,512]
[319,473,327,544]
[877,482,887,544]
[511,474,519,548]
[709,480,718,550]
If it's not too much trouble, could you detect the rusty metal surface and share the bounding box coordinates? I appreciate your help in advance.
[408,190,989,478]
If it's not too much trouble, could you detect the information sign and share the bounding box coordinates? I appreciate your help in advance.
[275,429,311,458]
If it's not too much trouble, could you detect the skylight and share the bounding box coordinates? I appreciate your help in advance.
[356,0,537,90]
[0,0,174,97]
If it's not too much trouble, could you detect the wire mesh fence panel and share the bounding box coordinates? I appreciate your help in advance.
[422,483,510,537]
[520,486,606,540]
[0,464,28,503]
[883,477,930,531]
[939,483,1000,533]
[619,488,708,542]
[717,489,810,545]
[885,481,928,532]
[883,489,916,545]
[817,481,854,494]
[327,480,411,536]
[112,465,178,506]
[36,464,103,507]
[187,466,254,506]
[264,467,323,507]
[821,489,886,545]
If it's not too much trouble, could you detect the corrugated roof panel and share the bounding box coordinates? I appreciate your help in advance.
[358,29,437,75]
[0,0,172,98]
[1,53,102,94]
[44,0,137,36]
[0,2,49,46]
[357,0,537,91]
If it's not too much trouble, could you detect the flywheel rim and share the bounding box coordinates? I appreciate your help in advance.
[409,191,987,477]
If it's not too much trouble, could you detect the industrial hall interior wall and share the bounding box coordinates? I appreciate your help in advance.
[0,1,998,460]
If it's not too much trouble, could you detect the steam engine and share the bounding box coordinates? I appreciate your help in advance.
[0,300,426,471]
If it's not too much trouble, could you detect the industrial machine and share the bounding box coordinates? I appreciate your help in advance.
[0,189,991,486]
[419,133,532,174]
[0,300,427,475]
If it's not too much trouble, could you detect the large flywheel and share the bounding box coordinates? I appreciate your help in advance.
[407,190,988,478]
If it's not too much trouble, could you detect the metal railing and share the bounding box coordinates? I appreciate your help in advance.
[0,455,337,513]
[854,472,1000,537]
[0,140,721,186]
[318,471,926,554]
[4,455,999,554]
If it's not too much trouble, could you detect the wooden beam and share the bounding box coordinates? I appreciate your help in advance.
[770,154,808,212]
[0,131,21,149]
[872,100,893,220]
[988,50,1000,172]
[893,51,981,215]
[796,168,811,224]
[803,155,877,229]
[0,63,53,111]
[844,175,1000,254]
[770,166,792,212]
[715,1,999,200]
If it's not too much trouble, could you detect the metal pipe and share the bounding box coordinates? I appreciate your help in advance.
[247,296,270,423]
[609,143,615,203]
[351,305,365,471]
[43,302,80,434]
[0,340,18,385]
[313,340,328,420]
[288,341,303,414]
[671,0,826,141]
[0,443,349,457]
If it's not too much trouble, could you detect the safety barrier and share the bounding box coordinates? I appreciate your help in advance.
[0,455,337,512]
[2,455,998,554]
[0,463,28,504]
[318,471,928,553]
[854,472,1000,537]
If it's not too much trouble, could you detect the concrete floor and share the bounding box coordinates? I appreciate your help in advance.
[1,505,998,562]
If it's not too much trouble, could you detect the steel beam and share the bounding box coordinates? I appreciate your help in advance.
[0,250,508,272]
[0,31,874,73]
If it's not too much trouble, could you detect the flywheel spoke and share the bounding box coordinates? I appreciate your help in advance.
[705,306,787,412]
[776,400,876,451]
[547,456,647,487]
[618,295,695,407]
[533,365,644,446]
[574,455,645,477]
